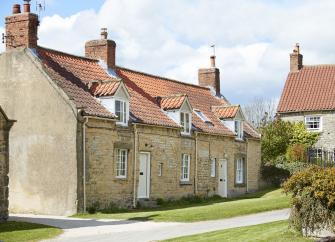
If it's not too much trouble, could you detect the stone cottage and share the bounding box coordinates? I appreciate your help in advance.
[0,107,15,221]
[278,44,335,162]
[0,2,261,215]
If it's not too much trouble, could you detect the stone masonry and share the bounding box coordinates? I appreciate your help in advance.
[0,107,14,221]
[85,118,261,209]
[281,111,335,151]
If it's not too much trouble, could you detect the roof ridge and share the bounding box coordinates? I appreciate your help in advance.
[37,46,99,62]
[116,65,211,91]
[212,104,240,109]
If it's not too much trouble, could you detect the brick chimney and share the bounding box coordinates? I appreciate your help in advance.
[290,43,303,72]
[85,28,116,69]
[5,1,39,50]
[198,55,221,96]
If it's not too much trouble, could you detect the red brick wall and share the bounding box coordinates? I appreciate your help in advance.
[198,68,221,96]
[85,39,116,69]
[5,13,39,50]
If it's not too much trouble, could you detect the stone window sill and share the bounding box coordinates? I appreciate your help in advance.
[180,181,193,186]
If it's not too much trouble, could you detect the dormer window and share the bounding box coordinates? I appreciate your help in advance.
[213,105,245,140]
[95,81,130,127]
[235,120,243,140]
[158,94,193,136]
[180,112,191,135]
[115,99,128,125]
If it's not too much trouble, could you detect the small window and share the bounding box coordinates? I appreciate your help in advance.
[235,157,244,184]
[115,99,128,125]
[180,112,191,135]
[305,116,321,131]
[158,163,163,177]
[210,158,216,177]
[235,120,243,140]
[309,148,323,161]
[194,110,210,123]
[181,154,190,181]
[116,149,127,178]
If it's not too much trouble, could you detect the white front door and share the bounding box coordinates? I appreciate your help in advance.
[137,152,151,198]
[218,159,228,197]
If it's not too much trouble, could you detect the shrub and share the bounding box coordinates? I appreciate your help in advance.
[261,164,290,187]
[87,201,100,214]
[283,166,335,234]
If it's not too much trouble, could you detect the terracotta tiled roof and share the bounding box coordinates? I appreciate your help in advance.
[213,105,239,119]
[34,46,260,138]
[37,47,115,118]
[158,94,188,110]
[117,67,238,136]
[278,65,335,113]
[90,81,121,97]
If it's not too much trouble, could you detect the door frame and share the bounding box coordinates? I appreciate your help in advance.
[137,152,151,199]
[218,159,228,198]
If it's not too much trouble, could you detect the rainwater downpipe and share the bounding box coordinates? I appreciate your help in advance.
[133,124,138,208]
[195,132,198,195]
[82,116,89,213]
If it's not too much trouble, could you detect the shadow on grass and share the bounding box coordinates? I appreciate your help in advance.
[127,214,158,221]
[0,221,54,233]
[87,187,281,216]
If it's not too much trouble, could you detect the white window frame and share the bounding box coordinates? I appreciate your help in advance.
[234,120,243,140]
[116,149,128,178]
[158,163,163,177]
[210,158,216,177]
[115,99,128,126]
[305,116,322,131]
[235,158,244,184]
[181,154,190,181]
[180,112,191,135]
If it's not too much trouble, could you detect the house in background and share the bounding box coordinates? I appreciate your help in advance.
[0,1,261,216]
[277,44,335,163]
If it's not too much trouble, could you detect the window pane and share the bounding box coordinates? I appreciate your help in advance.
[115,100,121,121]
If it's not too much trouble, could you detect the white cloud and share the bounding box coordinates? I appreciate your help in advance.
[4,0,335,104]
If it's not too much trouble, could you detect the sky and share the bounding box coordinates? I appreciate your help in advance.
[1,0,335,105]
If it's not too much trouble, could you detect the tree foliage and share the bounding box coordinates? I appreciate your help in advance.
[261,120,319,164]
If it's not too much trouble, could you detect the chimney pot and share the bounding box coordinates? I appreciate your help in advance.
[210,55,216,68]
[12,4,21,14]
[101,28,108,40]
[23,3,31,13]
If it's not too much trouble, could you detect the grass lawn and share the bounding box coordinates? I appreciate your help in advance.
[164,220,312,242]
[0,221,62,242]
[75,188,290,222]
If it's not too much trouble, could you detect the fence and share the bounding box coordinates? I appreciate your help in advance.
[307,148,335,167]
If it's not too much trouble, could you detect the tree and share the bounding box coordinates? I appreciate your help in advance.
[243,97,277,129]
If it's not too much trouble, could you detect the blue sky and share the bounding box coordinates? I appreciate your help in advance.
[1,0,335,105]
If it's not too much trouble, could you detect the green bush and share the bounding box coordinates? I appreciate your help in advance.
[283,166,335,234]
[261,164,290,187]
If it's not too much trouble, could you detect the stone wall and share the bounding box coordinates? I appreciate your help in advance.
[0,108,14,221]
[85,119,261,209]
[280,111,335,151]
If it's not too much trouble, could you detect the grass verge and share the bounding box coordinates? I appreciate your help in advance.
[75,188,290,222]
[163,220,312,242]
[0,221,62,242]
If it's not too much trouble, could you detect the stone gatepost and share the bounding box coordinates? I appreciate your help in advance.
[0,107,15,221]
